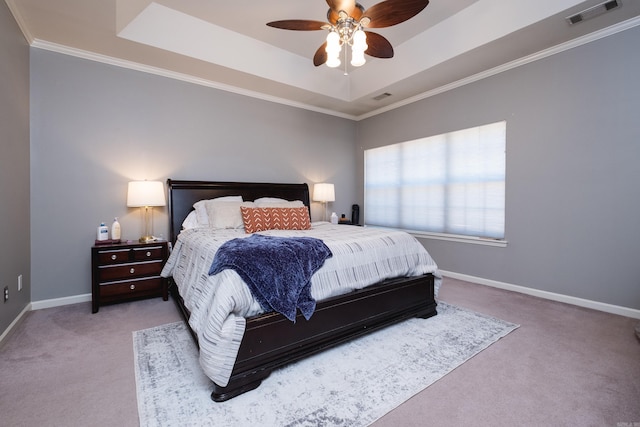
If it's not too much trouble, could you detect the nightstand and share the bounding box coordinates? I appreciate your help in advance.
[91,240,169,313]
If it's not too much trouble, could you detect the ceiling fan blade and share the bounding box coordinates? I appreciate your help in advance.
[364,31,394,58]
[326,0,363,24]
[363,0,429,28]
[266,20,328,31]
[313,43,328,66]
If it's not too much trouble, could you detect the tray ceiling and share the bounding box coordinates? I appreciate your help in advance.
[7,0,640,119]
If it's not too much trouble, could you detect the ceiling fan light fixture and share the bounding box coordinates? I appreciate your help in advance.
[353,29,367,48]
[350,29,368,67]
[326,55,341,68]
[350,50,366,67]
[266,0,430,68]
[325,31,342,67]
[326,31,342,52]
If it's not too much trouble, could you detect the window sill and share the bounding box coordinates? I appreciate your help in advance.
[411,231,508,247]
[365,225,507,247]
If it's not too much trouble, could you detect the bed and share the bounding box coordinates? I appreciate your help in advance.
[162,179,441,402]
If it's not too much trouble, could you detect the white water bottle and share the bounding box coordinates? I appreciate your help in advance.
[330,212,338,224]
[97,222,109,241]
[111,217,121,241]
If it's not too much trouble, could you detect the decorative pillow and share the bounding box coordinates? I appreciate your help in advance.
[193,196,243,226]
[268,207,311,230]
[241,206,311,233]
[206,201,255,229]
[241,207,272,233]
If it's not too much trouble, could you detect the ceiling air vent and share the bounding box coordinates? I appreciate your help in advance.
[372,92,392,101]
[566,0,621,25]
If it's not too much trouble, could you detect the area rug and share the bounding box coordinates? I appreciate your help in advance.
[133,302,518,427]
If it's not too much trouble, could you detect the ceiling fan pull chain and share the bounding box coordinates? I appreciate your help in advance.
[344,47,348,76]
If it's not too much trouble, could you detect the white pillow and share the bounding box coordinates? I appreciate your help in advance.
[206,201,255,229]
[254,198,305,208]
[181,211,199,230]
[193,196,243,226]
[254,197,287,205]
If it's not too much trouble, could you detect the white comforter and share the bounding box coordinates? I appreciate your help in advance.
[161,222,441,386]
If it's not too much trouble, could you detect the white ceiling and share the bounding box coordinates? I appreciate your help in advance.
[6,0,640,119]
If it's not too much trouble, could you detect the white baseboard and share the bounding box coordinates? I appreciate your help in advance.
[4,273,638,345]
[1,294,92,345]
[440,270,640,320]
[30,293,92,311]
[0,303,31,345]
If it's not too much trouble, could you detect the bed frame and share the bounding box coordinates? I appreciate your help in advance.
[166,179,437,402]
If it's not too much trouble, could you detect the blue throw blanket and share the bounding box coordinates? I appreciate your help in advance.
[208,234,332,322]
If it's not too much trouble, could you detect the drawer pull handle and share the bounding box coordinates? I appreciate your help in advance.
[146,251,151,257]
[111,254,117,260]
[129,268,135,274]
[130,284,135,290]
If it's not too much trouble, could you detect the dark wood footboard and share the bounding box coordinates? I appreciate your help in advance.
[171,273,436,402]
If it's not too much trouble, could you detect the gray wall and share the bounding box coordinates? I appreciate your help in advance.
[3,8,638,336]
[356,25,640,310]
[30,50,357,301]
[0,2,31,334]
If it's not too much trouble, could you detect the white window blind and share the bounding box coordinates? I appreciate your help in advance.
[364,121,506,239]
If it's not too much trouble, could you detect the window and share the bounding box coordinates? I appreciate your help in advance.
[364,121,506,240]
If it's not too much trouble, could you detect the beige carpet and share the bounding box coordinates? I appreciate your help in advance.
[1,277,639,426]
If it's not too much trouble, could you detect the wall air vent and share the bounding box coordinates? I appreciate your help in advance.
[566,0,621,25]
[372,92,392,101]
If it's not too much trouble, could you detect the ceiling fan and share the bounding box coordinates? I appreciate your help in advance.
[267,0,430,68]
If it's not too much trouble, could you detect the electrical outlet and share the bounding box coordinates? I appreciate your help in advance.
[3,286,8,303]
[18,274,22,291]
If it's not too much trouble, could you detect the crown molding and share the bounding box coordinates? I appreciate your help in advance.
[5,0,34,44]
[25,14,640,122]
[30,39,358,121]
[358,15,640,120]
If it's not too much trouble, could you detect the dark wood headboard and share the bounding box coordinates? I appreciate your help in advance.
[166,179,311,244]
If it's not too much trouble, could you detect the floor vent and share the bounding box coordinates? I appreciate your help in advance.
[566,0,621,25]
[372,92,392,101]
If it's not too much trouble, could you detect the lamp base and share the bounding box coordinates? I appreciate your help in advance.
[139,235,155,243]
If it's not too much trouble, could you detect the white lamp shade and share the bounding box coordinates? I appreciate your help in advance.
[352,29,367,51]
[127,181,166,207]
[351,50,366,67]
[313,183,335,202]
[325,31,341,53]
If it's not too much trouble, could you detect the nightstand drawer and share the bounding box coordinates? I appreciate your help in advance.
[97,248,132,265]
[99,277,164,298]
[98,260,163,282]
[96,245,165,265]
[132,246,164,261]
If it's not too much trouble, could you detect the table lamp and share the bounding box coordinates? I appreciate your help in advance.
[127,180,166,243]
[313,183,335,221]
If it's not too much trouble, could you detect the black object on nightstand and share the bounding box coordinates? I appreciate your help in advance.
[91,240,169,313]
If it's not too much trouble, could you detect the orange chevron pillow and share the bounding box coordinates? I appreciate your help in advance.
[268,207,311,231]
[241,207,272,233]
[241,206,311,233]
